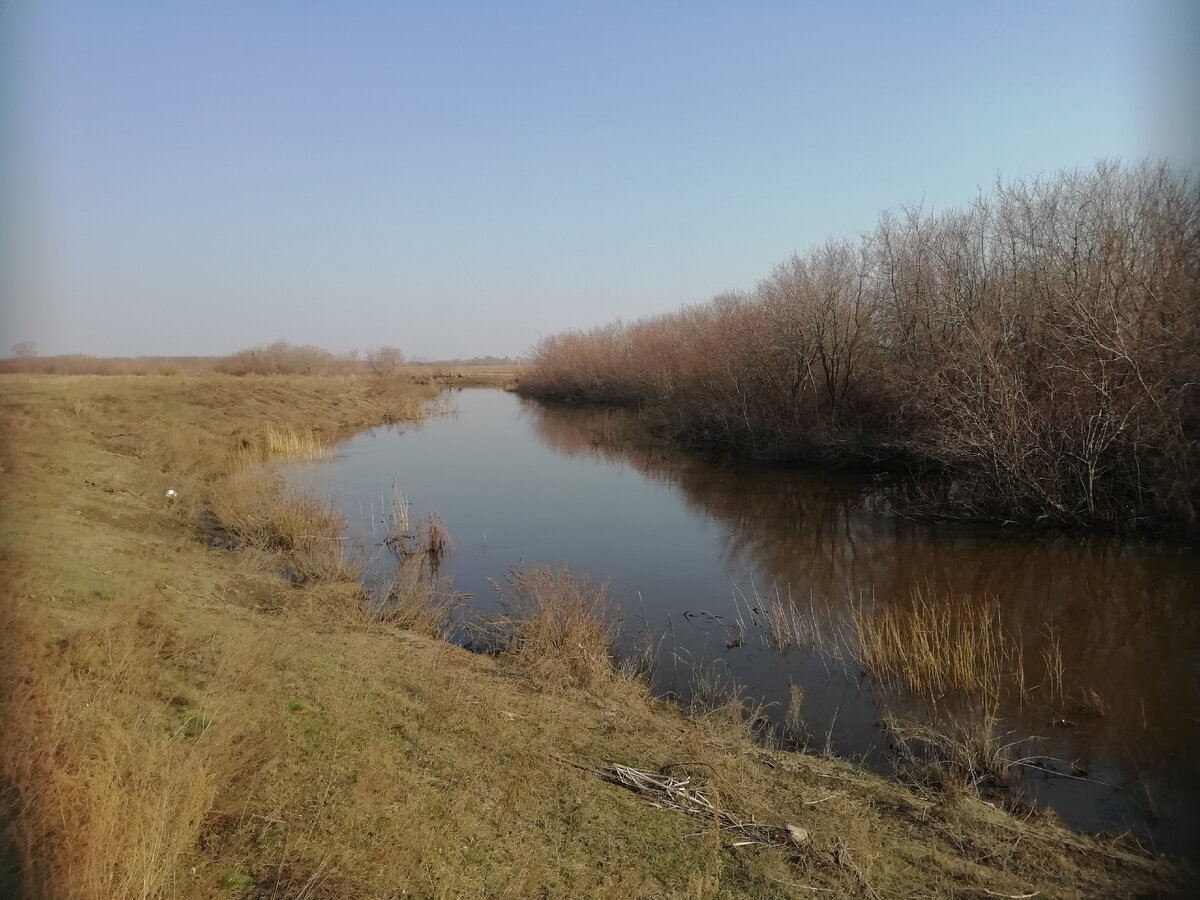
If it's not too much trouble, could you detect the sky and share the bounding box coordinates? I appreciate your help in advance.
[2,1,1197,359]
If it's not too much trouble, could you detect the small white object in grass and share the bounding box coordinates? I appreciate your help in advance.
[165,489,178,500]
[785,824,809,846]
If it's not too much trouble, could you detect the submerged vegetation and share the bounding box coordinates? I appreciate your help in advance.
[520,162,1200,534]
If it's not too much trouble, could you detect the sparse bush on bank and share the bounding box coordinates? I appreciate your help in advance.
[520,162,1200,533]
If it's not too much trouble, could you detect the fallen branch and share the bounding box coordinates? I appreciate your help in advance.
[600,763,806,850]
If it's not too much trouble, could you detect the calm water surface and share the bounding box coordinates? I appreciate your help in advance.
[286,388,1200,859]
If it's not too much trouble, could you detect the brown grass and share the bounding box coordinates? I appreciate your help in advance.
[211,468,361,585]
[0,601,267,900]
[0,374,1176,897]
[262,424,332,461]
[362,555,458,638]
[883,708,1026,800]
[489,566,622,689]
[851,586,1033,703]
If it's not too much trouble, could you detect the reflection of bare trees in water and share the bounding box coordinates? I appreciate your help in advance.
[521,395,1200,825]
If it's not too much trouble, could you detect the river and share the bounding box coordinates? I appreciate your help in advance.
[284,387,1200,859]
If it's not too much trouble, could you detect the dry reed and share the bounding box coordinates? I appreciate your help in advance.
[489,566,621,688]
[210,468,359,584]
[883,708,1028,798]
[850,586,1032,703]
[361,554,457,638]
[263,423,332,461]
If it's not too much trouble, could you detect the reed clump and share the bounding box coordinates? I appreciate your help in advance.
[263,424,332,461]
[419,512,455,564]
[384,505,456,571]
[361,554,458,638]
[489,566,621,689]
[883,708,1024,799]
[851,586,1031,703]
[731,583,849,666]
[211,467,359,585]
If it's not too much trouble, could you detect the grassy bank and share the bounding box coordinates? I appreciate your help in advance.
[518,162,1200,535]
[0,374,1176,897]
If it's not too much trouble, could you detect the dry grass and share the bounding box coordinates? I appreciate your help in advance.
[883,708,1027,800]
[362,554,458,638]
[0,374,1176,898]
[851,586,1037,704]
[263,424,332,461]
[731,583,851,668]
[417,511,455,565]
[382,505,456,571]
[489,566,622,689]
[211,468,361,585]
[0,601,266,900]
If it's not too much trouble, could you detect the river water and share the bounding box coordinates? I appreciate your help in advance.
[284,387,1200,859]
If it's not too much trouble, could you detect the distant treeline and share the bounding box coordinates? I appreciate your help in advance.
[0,343,520,376]
[0,355,225,376]
[519,162,1200,534]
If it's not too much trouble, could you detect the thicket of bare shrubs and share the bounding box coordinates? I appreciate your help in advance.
[520,163,1200,532]
[214,341,356,375]
[0,342,370,376]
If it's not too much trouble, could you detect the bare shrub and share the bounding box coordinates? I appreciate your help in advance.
[520,162,1200,533]
[366,345,405,377]
[216,341,339,376]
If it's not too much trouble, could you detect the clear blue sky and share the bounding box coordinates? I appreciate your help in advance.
[2,0,1197,358]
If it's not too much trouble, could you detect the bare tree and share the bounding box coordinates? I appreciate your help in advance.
[11,341,37,358]
[366,346,405,376]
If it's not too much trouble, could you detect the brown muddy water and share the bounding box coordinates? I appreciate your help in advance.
[285,387,1200,860]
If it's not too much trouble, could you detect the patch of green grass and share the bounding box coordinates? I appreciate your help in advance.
[181,713,213,739]
[219,867,252,889]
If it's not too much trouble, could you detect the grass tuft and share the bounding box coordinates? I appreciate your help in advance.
[883,707,1028,800]
[850,586,1035,703]
[489,566,621,689]
[361,554,458,638]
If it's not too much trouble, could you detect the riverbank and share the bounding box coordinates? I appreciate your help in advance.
[0,374,1178,897]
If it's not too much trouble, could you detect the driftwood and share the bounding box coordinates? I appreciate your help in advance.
[601,763,806,849]
[597,763,889,897]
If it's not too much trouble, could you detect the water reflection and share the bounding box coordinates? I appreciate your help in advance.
[518,397,1200,856]
[288,389,1200,859]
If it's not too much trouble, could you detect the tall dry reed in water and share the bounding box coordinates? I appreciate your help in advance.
[850,587,1036,703]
